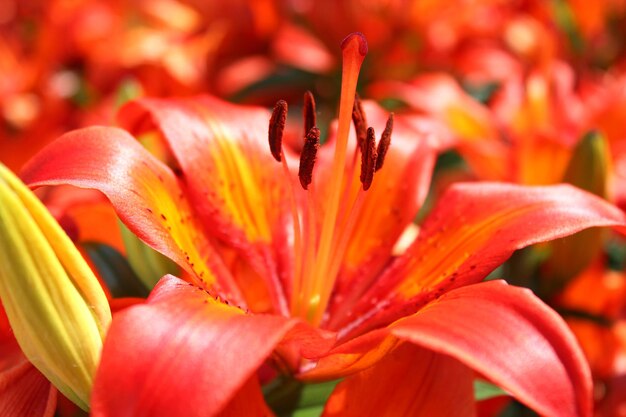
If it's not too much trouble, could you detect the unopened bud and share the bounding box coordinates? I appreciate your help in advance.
[0,164,111,410]
[542,132,610,293]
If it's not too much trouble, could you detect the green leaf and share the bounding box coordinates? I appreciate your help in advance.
[474,380,508,401]
[462,81,500,104]
[83,242,149,298]
[540,131,609,295]
[606,236,626,271]
[551,0,585,54]
[291,405,325,417]
[563,131,609,198]
[115,78,143,109]
[119,221,179,290]
[265,378,340,417]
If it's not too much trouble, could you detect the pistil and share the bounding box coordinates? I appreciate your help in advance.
[266,33,399,326]
[307,33,368,323]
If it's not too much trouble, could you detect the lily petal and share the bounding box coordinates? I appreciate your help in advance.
[328,103,437,315]
[391,281,592,417]
[91,275,296,417]
[118,97,290,250]
[0,358,57,417]
[340,182,626,333]
[369,75,509,180]
[300,329,398,381]
[399,182,626,291]
[0,306,56,417]
[40,186,124,254]
[21,126,242,301]
[119,96,293,312]
[219,377,276,417]
[0,357,57,417]
[322,343,475,417]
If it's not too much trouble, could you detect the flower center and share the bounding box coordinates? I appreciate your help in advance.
[268,33,393,326]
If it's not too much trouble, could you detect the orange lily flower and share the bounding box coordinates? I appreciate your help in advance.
[372,52,626,416]
[20,33,626,416]
[0,0,287,173]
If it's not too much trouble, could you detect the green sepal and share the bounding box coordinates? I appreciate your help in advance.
[540,131,610,295]
[119,221,179,290]
[265,377,340,417]
[83,242,150,298]
[474,379,508,401]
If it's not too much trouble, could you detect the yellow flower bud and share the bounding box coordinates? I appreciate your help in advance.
[541,131,610,293]
[0,164,111,410]
[563,130,609,199]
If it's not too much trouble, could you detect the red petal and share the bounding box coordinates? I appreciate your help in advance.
[369,75,509,180]
[272,23,335,73]
[118,97,290,250]
[0,358,57,417]
[21,126,242,301]
[391,281,592,417]
[119,96,293,313]
[0,305,56,417]
[400,182,626,291]
[300,329,396,381]
[91,275,297,417]
[322,343,475,417]
[219,376,275,417]
[41,186,125,254]
[341,182,626,333]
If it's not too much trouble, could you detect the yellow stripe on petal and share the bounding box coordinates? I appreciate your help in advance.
[21,127,243,301]
[120,97,290,248]
[206,127,273,243]
[119,98,291,311]
[0,164,111,410]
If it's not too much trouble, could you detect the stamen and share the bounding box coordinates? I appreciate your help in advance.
[268,100,287,162]
[376,113,393,171]
[303,91,317,136]
[360,127,377,190]
[298,127,320,190]
[282,153,304,314]
[352,94,367,147]
[266,99,304,315]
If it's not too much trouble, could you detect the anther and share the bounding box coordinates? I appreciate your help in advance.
[352,94,367,147]
[298,127,320,190]
[375,113,393,171]
[303,91,317,136]
[268,100,288,162]
[360,127,377,190]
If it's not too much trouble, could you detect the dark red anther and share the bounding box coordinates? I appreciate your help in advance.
[298,127,320,190]
[360,127,377,190]
[303,91,317,136]
[352,94,367,148]
[375,113,393,171]
[268,100,287,162]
